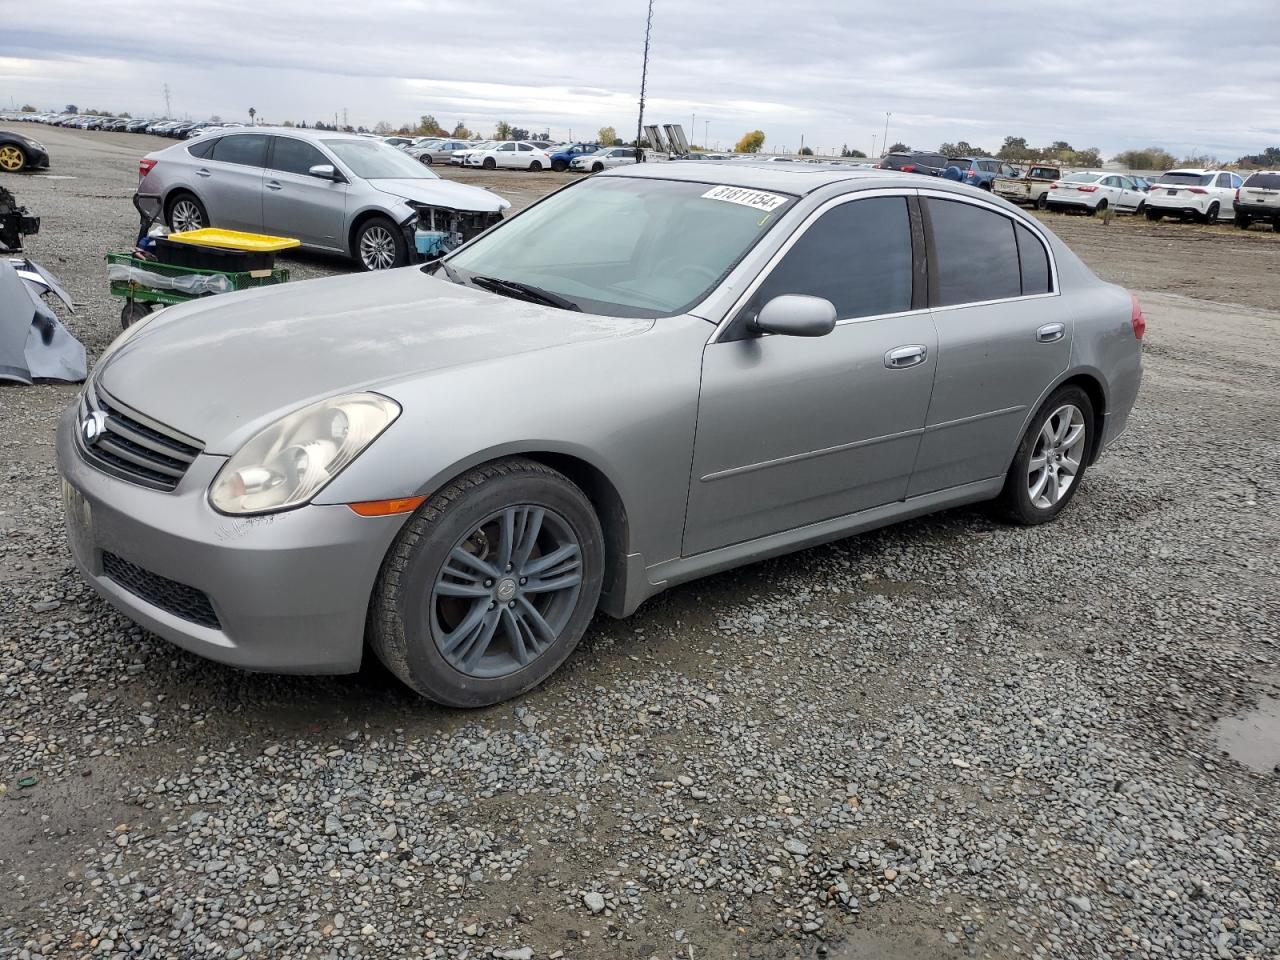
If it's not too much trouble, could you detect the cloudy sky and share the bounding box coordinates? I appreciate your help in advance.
[3,0,1278,159]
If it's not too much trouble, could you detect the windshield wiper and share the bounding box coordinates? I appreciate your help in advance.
[470,275,582,312]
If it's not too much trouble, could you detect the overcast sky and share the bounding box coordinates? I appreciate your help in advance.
[3,1,1278,159]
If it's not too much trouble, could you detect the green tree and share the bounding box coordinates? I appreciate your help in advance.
[940,140,987,157]
[416,115,445,136]
[597,126,619,146]
[998,136,1031,160]
[494,120,513,140]
[510,127,530,141]
[20,104,36,113]
[840,145,866,158]
[1069,147,1103,167]
[735,129,766,153]
[1112,147,1177,171]
[886,141,909,153]
[798,145,814,156]
[1237,146,1280,167]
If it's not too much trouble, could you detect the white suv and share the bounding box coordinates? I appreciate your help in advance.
[1144,169,1242,223]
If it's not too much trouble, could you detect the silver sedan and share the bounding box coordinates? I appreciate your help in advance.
[139,127,509,270]
[58,164,1143,706]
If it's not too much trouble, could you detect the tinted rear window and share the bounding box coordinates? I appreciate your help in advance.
[746,196,914,322]
[925,198,1021,306]
[187,137,217,159]
[1243,172,1280,189]
[211,134,268,167]
[1154,172,1214,186]
[1062,172,1101,183]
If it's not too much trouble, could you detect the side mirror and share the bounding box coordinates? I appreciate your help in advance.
[308,164,340,181]
[753,295,837,338]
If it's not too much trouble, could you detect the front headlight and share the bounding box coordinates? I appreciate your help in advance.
[209,393,400,515]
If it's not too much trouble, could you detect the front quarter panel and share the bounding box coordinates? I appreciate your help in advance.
[314,315,711,566]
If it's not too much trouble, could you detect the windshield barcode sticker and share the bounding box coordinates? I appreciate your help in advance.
[701,185,789,212]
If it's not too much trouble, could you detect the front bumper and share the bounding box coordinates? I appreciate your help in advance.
[56,401,405,674]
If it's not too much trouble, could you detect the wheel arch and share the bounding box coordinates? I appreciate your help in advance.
[1029,369,1109,466]
[347,207,405,258]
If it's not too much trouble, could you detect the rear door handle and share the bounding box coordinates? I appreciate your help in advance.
[195,168,211,178]
[884,344,927,369]
[1037,322,1066,343]
[266,180,282,191]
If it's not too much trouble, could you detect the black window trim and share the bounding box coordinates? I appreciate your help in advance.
[711,187,927,344]
[916,189,1059,312]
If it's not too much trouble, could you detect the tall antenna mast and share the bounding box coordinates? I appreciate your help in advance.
[634,0,654,163]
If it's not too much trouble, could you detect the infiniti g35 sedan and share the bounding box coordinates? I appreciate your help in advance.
[57,164,1144,706]
[138,127,510,270]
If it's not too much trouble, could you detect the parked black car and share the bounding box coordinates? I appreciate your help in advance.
[1233,171,1280,231]
[0,130,50,173]
[878,151,949,176]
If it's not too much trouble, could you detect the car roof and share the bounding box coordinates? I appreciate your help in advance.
[1163,168,1218,175]
[604,161,943,196]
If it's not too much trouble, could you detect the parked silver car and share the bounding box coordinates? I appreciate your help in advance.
[58,165,1143,706]
[138,127,510,270]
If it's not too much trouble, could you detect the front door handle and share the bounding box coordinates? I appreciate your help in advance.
[266,180,282,191]
[195,168,211,178]
[885,344,927,369]
[1037,322,1066,343]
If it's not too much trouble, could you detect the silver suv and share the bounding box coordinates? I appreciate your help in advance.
[139,128,510,270]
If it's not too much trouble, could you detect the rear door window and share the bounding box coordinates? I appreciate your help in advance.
[211,134,268,167]
[1015,224,1051,295]
[925,198,1022,306]
[744,196,914,323]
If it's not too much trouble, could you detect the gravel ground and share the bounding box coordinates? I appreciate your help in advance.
[2,125,1278,960]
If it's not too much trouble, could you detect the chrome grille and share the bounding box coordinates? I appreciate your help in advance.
[78,381,203,491]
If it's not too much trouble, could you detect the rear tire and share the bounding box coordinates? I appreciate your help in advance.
[368,458,604,707]
[551,159,568,172]
[1090,199,1108,217]
[1035,193,1048,211]
[996,385,1094,526]
[165,192,208,232]
[1234,214,1251,230]
[529,160,542,172]
[1146,209,1163,221]
[120,300,153,329]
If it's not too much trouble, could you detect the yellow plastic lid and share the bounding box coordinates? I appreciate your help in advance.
[166,228,301,253]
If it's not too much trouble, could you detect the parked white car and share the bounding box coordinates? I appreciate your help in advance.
[569,147,642,172]
[1143,169,1243,222]
[469,141,554,171]
[1045,172,1148,216]
[451,141,495,166]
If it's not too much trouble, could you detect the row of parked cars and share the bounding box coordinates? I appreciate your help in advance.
[397,137,642,173]
[7,111,247,140]
[880,148,1280,230]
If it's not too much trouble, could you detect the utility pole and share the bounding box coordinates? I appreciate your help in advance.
[163,83,171,118]
[704,118,709,150]
[871,133,877,158]
[691,112,696,147]
[883,112,891,152]
[635,0,654,162]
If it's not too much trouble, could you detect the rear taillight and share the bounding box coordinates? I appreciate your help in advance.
[1130,293,1146,341]
[138,158,157,180]
[1077,185,1098,193]
[901,164,915,172]
[1187,187,1207,194]
[1050,182,1062,189]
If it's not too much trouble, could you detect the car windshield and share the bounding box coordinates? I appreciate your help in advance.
[1062,172,1103,183]
[324,139,439,180]
[444,176,796,319]
[1154,172,1214,186]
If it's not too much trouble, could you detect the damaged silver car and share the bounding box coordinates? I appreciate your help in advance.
[139,128,510,270]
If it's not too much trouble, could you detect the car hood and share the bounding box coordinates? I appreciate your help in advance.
[368,177,510,212]
[96,270,650,453]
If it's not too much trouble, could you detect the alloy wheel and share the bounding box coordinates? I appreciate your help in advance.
[170,198,204,231]
[1027,404,1086,509]
[0,145,27,171]
[359,224,398,270]
[430,504,583,679]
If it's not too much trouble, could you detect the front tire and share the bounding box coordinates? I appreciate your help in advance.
[551,159,568,172]
[0,144,28,172]
[482,157,496,170]
[165,192,207,232]
[996,385,1094,526]
[591,162,604,173]
[529,160,543,172]
[421,155,433,165]
[355,216,408,271]
[369,458,605,707]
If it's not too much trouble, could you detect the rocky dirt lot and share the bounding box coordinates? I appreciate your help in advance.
[1,125,1278,960]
